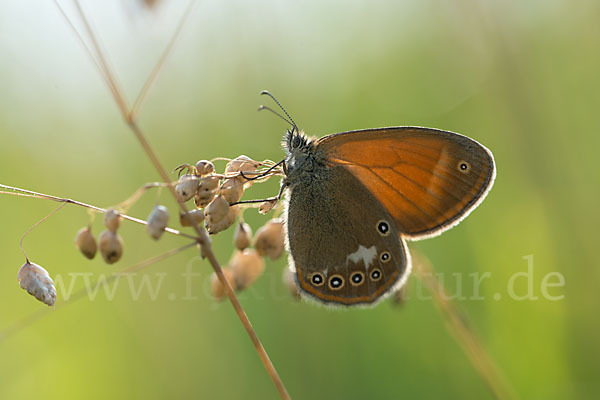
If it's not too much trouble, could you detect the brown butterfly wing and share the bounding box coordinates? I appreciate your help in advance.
[315,127,495,239]
[285,164,410,306]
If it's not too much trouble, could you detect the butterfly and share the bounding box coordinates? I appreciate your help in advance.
[260,92,495,307]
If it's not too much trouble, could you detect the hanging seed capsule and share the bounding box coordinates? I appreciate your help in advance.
[258,199,277,214]
[254,218,285,260]
[282,266,301,300]
[74,226,97,259]
[198,175,220,191]
[225,155,258,174]
[175,175,200,202]
[206,205,239,234]
[99,230,123,264]
[194,175,219,208]
[233,222,252,250]
[18,260,56,306]
[204,195,229,224]
[147,205,169,240]
[103,209,121,232]
[230,249,265,290]
[210,268,236,301]
[179,209,205,227]
[219,178,244,204]
[195,160,215,176]
[194,190,215,208]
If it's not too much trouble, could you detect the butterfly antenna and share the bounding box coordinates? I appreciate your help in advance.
[260,90,298,133]
[257,105,294,127]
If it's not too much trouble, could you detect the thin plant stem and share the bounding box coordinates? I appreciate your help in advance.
[412,250,515,400]
[0,184,197,240]
[19,202,67,261]
[0,243,196,343]
[55,4,291,399]
[129,0,197,122]
[72,0,130,116]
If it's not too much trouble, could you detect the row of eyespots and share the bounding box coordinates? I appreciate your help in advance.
[310,267,384,290]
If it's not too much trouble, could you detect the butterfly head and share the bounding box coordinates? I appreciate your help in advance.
[282,129,325,186]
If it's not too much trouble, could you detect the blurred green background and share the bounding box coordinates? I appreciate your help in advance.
[1,0,598,399]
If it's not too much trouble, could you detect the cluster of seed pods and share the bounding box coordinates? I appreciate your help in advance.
[20,156,295,306]
[74,208,125,264]
[210,218,286,300]
[172,156,288,300]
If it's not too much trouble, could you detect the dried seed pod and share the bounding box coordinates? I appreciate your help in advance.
[206,205,239,234]
[210,268,236,301]
[230,249,265,290]
[194,175,219,208]
[194,190,215,208]
[74,226,97,259]
[225,155,258,174]
[18,260,56,306]
[219,178,244,204]
[179,209,205,227]
[147,205,169,240]
[282,266,300,300]
[199,175,220,191]
[233,222,252,250]
[195,160,215,176]
[204,195,229,224]
[175,175,200,202]
[254,218,285,260]
[99,230,123,264]
[103,209,121,232]
[258,199,277,214]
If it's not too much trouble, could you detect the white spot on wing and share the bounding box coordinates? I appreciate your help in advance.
[346,245,377,269]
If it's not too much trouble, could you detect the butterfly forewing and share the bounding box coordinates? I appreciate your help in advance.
[316,127,495,239]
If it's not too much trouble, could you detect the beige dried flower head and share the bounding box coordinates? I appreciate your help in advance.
[75,226,97,259]
[179,209,205,227]
[98,230,123,264]
[210,268,236,301]
[219,178,244,204]
[254,218,285,260]
[206,205,239,234]
[229,249,265,290]
[147,205,169,240]
[225,155,259,175]
[233,221,252,250]
[194,175,219,208]
[175,174,200,202]
[204,195,229,223]
[195,160,215,176]
[258,199,277,214]
[103,208,121,232]
[18,260,56,306]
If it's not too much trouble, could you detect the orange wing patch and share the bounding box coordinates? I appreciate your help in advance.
[317,128,495,238]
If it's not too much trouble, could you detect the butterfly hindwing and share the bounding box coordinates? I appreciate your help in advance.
[285,163,410,306]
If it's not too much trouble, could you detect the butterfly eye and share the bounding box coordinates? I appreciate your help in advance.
[310,272,325,287]
[292,136,302,148]
[328,274,345,290]
[350,271,365,286]
[379,251,391,263]
[376,220,390,236]
[458,160,471,173]
[369,268,382,282]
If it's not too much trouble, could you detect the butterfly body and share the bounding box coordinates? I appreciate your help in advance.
[282,126,495,307]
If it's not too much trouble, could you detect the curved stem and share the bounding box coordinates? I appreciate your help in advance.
[412,250,515,400]
[19,202,67,261]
